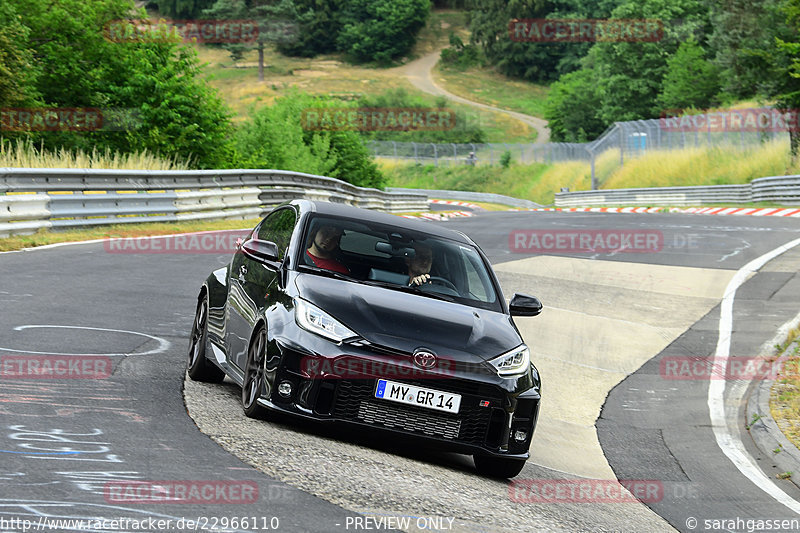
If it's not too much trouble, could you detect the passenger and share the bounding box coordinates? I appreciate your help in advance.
[306,224,349,275]
[406,242,434,286]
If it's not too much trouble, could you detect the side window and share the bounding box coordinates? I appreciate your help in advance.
[256,208,297,260]
[458,247,496,303]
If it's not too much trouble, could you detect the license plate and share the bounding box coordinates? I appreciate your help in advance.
[375,379,461,414]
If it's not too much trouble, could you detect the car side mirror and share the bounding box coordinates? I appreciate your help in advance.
[509,293,543,317]
[241,238,280,264]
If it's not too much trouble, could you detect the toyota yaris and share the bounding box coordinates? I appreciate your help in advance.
[187,200,543,478]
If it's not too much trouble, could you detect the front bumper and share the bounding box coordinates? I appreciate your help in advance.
[260,338,541,459]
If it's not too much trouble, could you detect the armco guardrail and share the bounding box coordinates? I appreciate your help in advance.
[0,168,428,237]
[0,194,51,236]
[555,176,800,207]
[751,176,800,204]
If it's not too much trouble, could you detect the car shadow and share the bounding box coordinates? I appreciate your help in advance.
[215,377,477,475]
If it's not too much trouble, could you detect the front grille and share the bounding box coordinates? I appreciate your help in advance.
[332,379,499,446]
[357,401,461,439]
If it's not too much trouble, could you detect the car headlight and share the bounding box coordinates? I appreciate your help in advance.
[488,345,530,376]
[295,299,357,343]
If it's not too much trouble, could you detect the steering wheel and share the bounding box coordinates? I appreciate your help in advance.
[426,276,458,292]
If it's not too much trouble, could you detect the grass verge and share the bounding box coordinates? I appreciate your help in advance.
[192,10,532,142]
[433,64,550,119]
[382,139,800,205]
[0,140,191,170]
[771,329,800,451]
[0,219,260,253]
[196,45,530,143]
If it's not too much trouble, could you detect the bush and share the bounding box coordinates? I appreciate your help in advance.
[275,0,341,58]
[440,33,483,70]
[544,69,607,142]
[2,0,233,169]
[232,92,384,189]
[356,88,486,143]
[499,150,512,168]
[337,0,430,64]
[658,39,721,111]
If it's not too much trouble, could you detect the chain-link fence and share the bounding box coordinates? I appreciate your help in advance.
[368,111,790,189]
[365,141,592,167]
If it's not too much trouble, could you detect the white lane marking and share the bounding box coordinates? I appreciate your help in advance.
[0,325,170,356]
[708,236,800,514]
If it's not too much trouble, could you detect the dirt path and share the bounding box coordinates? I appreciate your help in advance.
[398,50,550,144]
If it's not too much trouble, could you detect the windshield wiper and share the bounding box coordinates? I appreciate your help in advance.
[362,279,455,302]
[298,264,356,282]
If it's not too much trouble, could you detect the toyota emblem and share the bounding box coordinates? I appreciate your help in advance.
[413,349,437,369]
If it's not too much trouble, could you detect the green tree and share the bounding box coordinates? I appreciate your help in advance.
[467,0,622,83]
[154,0,218,18]
[544,68,605,141]
[336,0,430,64]
[708,0,790,101]
[105,42,234,168]
[764,0,800,157]
[0,2,39,109]
[233,92,384,187]
[587,0,710,124]
[276,0,342,57]
[4,0,233,168]
[203,0,297,81]
[658,39,720,111]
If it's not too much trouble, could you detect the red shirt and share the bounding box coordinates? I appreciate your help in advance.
[306,250,349,275]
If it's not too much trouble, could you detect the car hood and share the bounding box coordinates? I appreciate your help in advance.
[294,273,521,362]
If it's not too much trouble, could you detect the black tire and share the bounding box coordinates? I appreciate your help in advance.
[242,327,269,419]
[187,297,225,383]
[473,455,527,479]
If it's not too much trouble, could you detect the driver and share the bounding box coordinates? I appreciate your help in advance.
[306,223,349,275]
[406,242,433,286]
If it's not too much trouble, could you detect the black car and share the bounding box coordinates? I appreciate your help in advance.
[187,200,543,478]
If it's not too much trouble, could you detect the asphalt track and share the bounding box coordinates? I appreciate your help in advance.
[1,210,800,532]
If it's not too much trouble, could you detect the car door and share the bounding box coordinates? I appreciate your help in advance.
[227,207,298,371]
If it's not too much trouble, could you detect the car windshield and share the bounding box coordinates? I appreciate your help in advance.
[297,215,502,312]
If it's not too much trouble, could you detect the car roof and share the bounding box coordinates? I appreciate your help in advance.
[291,199,474,244]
